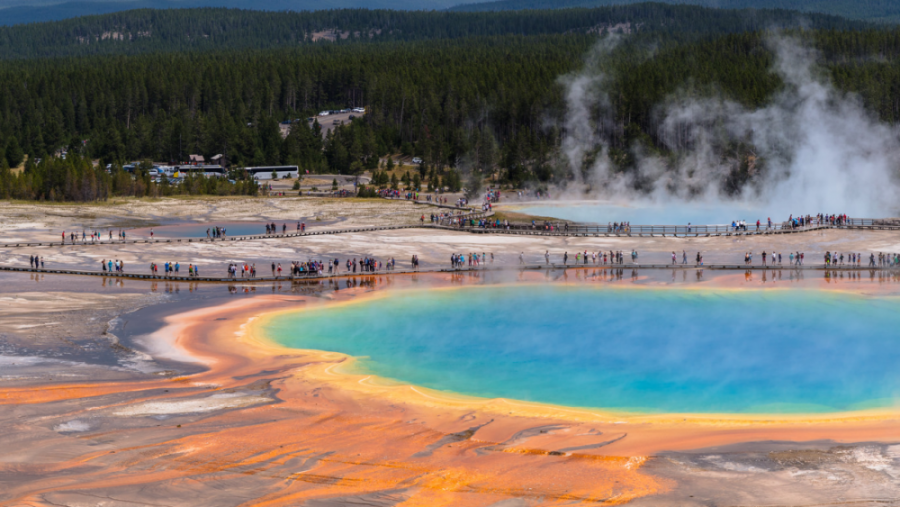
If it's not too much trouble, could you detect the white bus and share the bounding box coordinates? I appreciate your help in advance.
[244,166,299,180]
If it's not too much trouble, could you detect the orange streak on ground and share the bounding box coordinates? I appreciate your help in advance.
[0,383,159,405]
[4,290,667,505]
[6,272,900,505]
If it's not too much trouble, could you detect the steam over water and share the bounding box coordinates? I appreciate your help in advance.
[558,36,900,220]
[267,286,900,414]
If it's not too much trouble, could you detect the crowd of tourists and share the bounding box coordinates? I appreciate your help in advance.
[878,253,900,267]
[448,216,509,228]
[24,246,900,279]
[378,189,420,200]
[150,261,200,277]
[262,222,306,235]
[207,226,226,239]
[607,222,630,233]
[29,255,44,269]
[378,189,450,205]
[101,258,126,272]
[736,250,900,267]
[450,250,642,267]
[484,188,500,202]
[824,251,898,267]
[220,256,408,279]
[671,251,704,265]
[741,251,804,265]
[731,213,854,232]
[556,250,635,265]
[61,229,128,244]
[35,203,897,281]
[451,252,493,268]
[432,211,495,227]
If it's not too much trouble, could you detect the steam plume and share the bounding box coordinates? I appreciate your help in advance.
[560,35,900,219]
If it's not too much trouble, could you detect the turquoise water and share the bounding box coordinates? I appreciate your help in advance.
[515,203,774,225]
[265,286,900,414]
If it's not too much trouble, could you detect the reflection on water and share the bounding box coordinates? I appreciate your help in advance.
[267,285,900,414]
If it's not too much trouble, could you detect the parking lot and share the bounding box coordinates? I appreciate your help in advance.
[308,110,364,137]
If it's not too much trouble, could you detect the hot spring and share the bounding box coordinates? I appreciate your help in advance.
[511,201,772,225]
[264,285,900,414]
[508,200,892,225]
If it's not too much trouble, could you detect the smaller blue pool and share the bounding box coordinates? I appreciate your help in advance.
[139,221,302,238]
[513,202,773,225]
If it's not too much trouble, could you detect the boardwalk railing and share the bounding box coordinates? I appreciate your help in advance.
[844,218,900,227]
[4,217,899,250]
[454,217,900,236]
[454,222,826,236]
[6,263,900,285]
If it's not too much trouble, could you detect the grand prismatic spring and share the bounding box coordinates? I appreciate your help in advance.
[3,194,900,506]
[264,285,900,415]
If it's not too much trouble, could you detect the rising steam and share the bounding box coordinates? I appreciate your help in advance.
[560,35,900,218]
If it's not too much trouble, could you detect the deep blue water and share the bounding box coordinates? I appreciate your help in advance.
[265,286,900,414]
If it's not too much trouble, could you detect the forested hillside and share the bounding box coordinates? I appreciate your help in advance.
[4,27,900,193]
[0,4,865,59]
[451,0,900,23]
[3,4,900,201]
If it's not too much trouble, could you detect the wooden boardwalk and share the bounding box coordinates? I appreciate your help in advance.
[1,262,892,284]
[4,223,891,250]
